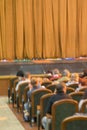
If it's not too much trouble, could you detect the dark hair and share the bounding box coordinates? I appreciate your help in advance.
[16,70,25,77]
[80,69,87,78]
[83,69,87,76]
[46,70,52,74]
[56,82,66,93]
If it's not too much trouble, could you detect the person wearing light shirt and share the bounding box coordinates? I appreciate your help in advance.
[15,72,31,92]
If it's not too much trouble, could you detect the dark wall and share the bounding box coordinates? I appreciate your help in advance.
[0,60,87,75]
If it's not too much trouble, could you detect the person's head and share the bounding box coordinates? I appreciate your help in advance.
[46,70,52,75]
[55,82,67,94]
[16,70,25,80]
[83,69,87,77]
[30,78,38,87]
[43,78,49,82]
[70,73,79,82]
[25,72,31,79]
[52,68,60,75]
[80,69,87,78]
[62,69,71,77]
[16,70,24,77]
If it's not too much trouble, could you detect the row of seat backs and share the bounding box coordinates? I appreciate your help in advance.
[30,83,87,129]
[30,87,80,119]
[10,77,29,109]
[9,78,87,113]
[10,77,86,95]
[39,93,87,130]
[31,88,52,117]
[10,78,87,130]
[45,99,78,130]
[10,77,86,103]
[42,83,87,94]
[40,93,87,118]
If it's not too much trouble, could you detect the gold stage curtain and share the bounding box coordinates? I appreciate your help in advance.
[0,0,87,59]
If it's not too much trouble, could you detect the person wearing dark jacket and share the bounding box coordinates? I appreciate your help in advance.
[41,82,72,128]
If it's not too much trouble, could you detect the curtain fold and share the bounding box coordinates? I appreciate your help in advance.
[33,0,43,58]
[5,0,15,59]
[15,0,24,59]
[42,0,55,58]
[0,0,87,59]
[78,0,87,56]
[23,0,34,59]
[66,0,77,57]
[58,0,67,58]
[0,0,6,59]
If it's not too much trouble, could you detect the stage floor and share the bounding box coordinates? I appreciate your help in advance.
[0,58,87,75]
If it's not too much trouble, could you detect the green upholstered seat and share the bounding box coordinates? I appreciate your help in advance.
[41,81,52,88]
[47,99,78,130]
[61,115,87,130]
[69,92,84,102]
[66,87,75,94]
[31,89,52,118]
[67,83,78,89]
[46,84,57,93]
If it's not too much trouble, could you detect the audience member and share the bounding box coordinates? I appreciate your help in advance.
[15,71,30,92]
[41,82,72,129]
[37,77,45,88]
[66,73,79,86]
[79,69,87,78]
[75,77,87,92]
[16,70,25,80]
[49,68,61,81]
[57,69,71,83]
[24,77,45,113]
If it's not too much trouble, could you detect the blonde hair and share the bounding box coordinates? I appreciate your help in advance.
[71,73,79,81]
[31,78,38,86]
[63,69,71,77]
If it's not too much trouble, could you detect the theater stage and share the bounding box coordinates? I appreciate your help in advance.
[0,58,87,75]
[0,58,87,95]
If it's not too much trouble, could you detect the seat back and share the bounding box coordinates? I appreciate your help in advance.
[41,81,52,87]
[46,84,57,92]
[79,87,87,92]
[10,76,18,92]
[61,115,87,130]
[8,76,18,99]
[69,92,84,102]
[66,87,75,94]
[31,89,52,117]
[67,83,78,89]
[40,93,54,118]
[18,82,29,104]
[51,99,78,130]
